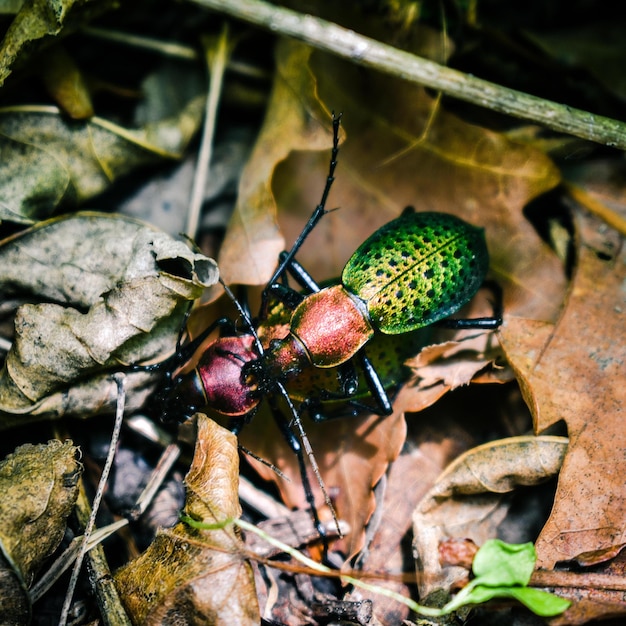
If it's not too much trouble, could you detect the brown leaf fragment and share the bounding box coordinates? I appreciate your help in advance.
[342,427,465,625]
[39,44,94,119]
[438,537,479,570]
[412,435,568,597]
[218,39,337,285]
[0,212,218,422]
[0,439,81,588]
[500,207,626,568]
[115,415,259,626]
[402,323,507,414]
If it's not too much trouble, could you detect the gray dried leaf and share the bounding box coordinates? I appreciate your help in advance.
[0,212,218,421]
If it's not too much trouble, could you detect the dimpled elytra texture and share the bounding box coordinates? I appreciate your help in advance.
[342,212,489,334]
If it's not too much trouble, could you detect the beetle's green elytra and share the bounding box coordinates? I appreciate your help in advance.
[342,211,489,334]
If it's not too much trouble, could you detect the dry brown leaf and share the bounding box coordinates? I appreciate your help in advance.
[115,415,259,625]
[0,438,81,620]
[0,212,217,425]
[500,206,626,568]
[411,435,568,597]
[240,402,408,557]
[342,425,470,624]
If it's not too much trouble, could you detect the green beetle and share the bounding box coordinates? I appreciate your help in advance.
[252,209,498,416]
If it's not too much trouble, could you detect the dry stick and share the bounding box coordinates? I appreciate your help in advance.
[30,520,128,603]
[186,23,232,239]
[191,0,626,151]
[74,500,132,626]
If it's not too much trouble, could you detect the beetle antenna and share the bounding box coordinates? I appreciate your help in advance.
[220,278,265,356]
[264,112,342,291]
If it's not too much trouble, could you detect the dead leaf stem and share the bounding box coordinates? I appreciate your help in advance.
[191,0,626,150]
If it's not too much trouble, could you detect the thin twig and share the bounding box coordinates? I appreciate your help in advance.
[59,374,127,626]
[191,0,626,150]
[186,23,232,239]
[82,26,269,79]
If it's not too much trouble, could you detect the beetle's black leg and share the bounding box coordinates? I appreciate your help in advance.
[259,254,321,320]
[434,280,503,330]
[277,252,322,294]
[303,354,393,423]
[263,282,306,311]
[357,350,394,415]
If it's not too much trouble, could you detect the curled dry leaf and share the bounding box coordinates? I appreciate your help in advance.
[500,207,626,568]
[412,435,568,597]
[115,415,259,626]
[0,439,81,619]
[0,98,205,224]
[0,212,218,425]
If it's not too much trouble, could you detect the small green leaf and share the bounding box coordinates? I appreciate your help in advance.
[439,540,570,617]
[446,584,570,618]
[509,587,572,617]
[472,539,536,586]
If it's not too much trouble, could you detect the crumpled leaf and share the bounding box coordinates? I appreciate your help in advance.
[0,97,205,224]
[412,435,568,597]
[115,415,259,626]
[499,206,626,568]
[0,439,81,607]
[0,0,115,88]
[401,315,507,414]
[0,212,218,424]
